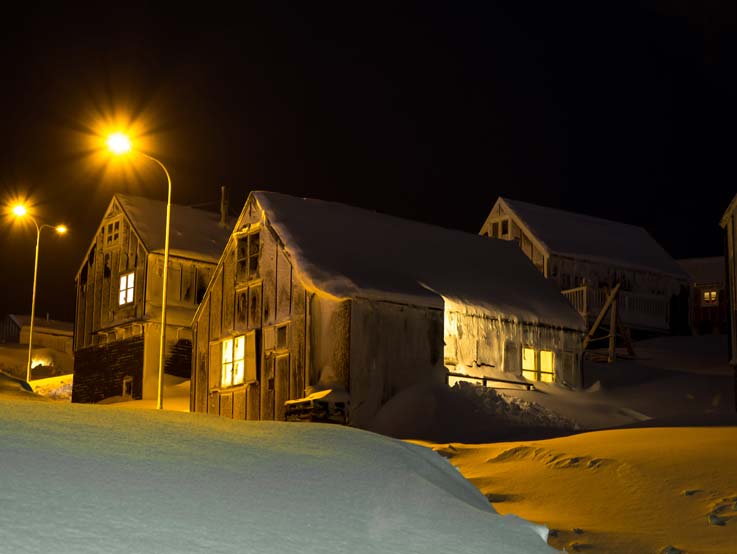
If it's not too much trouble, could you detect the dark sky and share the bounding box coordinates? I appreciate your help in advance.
[0,2,734,322]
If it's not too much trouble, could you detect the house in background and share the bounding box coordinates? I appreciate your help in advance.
[191,191,585,428]
[677,257,727,335]
[72,193,232,404]
[0,314,73,354]
[479,197,690,335]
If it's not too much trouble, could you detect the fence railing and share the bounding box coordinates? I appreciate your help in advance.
[561,286,669,332]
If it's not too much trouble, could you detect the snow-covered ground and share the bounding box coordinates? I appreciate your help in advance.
[0,373,554,554]
[3,334,735,553]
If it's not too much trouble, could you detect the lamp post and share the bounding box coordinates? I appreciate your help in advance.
[107,132,170,410]
[11,204,67,383]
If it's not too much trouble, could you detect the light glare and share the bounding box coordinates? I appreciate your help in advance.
[55,225,68,234]
[107,132,132,155]
[12,204,27,217]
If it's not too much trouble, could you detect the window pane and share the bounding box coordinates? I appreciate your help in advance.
[234,336,245,362]
[711,291,717,301]
[703,291,709,302]
[540,372,554,383]
[128,273,134,289]
[222,362,233,387]
[127,288,134,303]
[120,275,127,291]
[540,351,554,373]
[522,348,536,371]
[522,370,537,381]
[249,232,260,255]
[119,291,127,305]
[233,360,245,385]
[222,339,233,363]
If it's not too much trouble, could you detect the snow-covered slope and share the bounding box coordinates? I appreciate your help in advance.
[420,427,737,554]
[0,395,556,554]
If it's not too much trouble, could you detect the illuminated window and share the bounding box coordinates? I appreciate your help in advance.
[701,289,718,307]
[236,231,260,281]
[522,347,536,381]
[539,350,555,383]
[221,336,245,387]
[522,348,555,383]
[119,272,135,305]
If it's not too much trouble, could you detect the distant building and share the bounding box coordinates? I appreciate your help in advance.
[191,192,585,428]
[677,257,727,335]
[0,314,73,353]
[72,194,232,403]
[479,197,690,334]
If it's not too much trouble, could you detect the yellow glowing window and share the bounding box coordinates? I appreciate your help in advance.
[119,272,135,305]
[221,336,246,388]
[522,347,536,380]
[539,350,555,383]
[701,289,718,306]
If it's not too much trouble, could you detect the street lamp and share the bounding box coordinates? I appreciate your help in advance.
[106,132,171,410]
[11,204,67,383]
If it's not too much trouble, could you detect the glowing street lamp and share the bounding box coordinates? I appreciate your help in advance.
[106,132,171,410]
[11,204,67,383]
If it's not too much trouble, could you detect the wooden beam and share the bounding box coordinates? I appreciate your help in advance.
[582,282,621,351]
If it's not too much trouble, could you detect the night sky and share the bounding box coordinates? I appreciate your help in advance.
[0,2,734,323]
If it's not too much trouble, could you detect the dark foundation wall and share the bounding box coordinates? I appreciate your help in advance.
[72,336,144,403]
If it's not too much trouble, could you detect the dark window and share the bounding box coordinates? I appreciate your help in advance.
[236,232,260,281]
[501,220,509,236]
[491,222,499,238]
[276,325,287,349]
[235,289,248,328]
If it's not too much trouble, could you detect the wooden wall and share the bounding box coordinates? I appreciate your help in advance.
[192,197,308,421]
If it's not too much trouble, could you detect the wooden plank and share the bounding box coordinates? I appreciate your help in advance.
[582,283,621,350]
[220,392,233,419]
[233,389,246,420]
[608,294,618,363]
[275,354,290,421]
[246,382,260,420]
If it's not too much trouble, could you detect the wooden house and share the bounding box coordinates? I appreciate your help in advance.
[72,194,232,403]
[0,314,73,354]
[480,197,690,334]
[720,196,737,367]
[191,192,585,428]
[677,257,727,335]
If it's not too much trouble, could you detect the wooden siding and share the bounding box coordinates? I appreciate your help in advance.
[192,196,309,422]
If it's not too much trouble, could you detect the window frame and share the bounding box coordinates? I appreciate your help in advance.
[236,228,261,283]
[521,347,555,383]
[119,272,135,305]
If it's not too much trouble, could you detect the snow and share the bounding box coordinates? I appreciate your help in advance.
[499,198,689,279]
[116,194,234,262]
[253,191,584,330]
[0,392,555,553]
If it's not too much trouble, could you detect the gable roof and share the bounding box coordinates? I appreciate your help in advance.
[251,192,585,331]
[497,198,688,279]
[8,315,73,335]
[115,194,233,262]
[677,257,725,286]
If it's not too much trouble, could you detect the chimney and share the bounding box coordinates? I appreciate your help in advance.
[220,186,229,227]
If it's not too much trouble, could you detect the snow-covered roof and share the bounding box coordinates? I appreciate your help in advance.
[253,192,585,331]
[116,194,234,262]
[8,315,73,335]
[677,257,725,286]
[499,198,688,279]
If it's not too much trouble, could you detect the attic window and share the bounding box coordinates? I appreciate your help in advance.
[501,219,509,237]
[105,220,120,245]
[119,272,135,305]
[236,231,260,282]
[491,222,499,238]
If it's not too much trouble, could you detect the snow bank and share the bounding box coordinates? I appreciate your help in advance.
[368,382,577,443]
[0,395,558,554]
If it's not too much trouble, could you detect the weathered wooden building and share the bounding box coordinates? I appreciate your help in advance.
[72,194,232,403]
[0,314,73,354]
[192,192,585,428]
[480,197,690,334]
[677,257,728,335]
